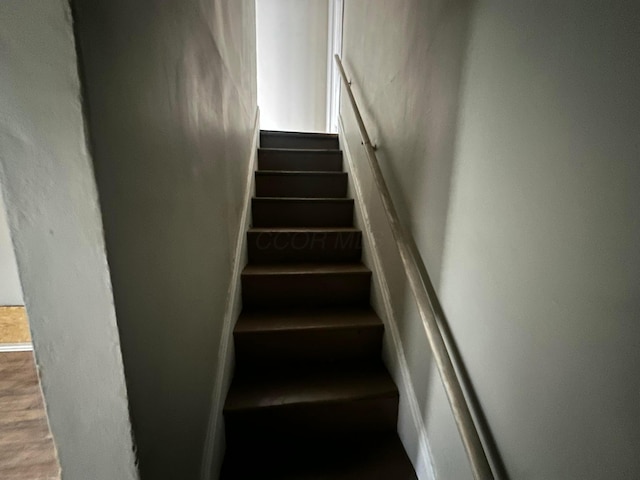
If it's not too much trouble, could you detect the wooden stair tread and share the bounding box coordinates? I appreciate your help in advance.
[256,170,347,176]
[249,227,359,233]
[246,227,362,264]
[259,131,340,150]
[224,366,397,412]
[259,147,340,153]
[222,433,416,479]
[261,130,339,138]
[255,171,348,198]
[243,262,369,275]
[258,148,343,172]
[235,307,382,333]
[252,197,353,228]
[253,197,352,202]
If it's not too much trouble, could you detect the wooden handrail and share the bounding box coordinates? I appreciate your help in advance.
[335,54,500,480]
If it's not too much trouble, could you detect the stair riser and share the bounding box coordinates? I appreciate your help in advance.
[234,326,383,369]
[255,173,348,198]
[247,231,362,263]
[258,150,343,172]
[242,271,371,308]
[252,200,354,228]
[225,394,398,445]
[261,133,339,150]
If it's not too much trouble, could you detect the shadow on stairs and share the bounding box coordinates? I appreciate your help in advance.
[221,130,417,479]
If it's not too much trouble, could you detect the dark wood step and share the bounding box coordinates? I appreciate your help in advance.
[221,433,417,479]
[222,130,417,480]
[234,307,383,369]
[224,366,398,443]
[252,198,354,228]
[241,263,371,308]
[247,228,362,264]
[258,148,343,172]
[260,130,339,150]
[255,171,348,198]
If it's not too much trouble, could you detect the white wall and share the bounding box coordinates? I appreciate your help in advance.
[0,1,138,479]
[71,0,258,477]
[341,0,640,479]
[0,185,23,305]
[440,1,640,478]
[257,0,330,132]
[341,1,475,477]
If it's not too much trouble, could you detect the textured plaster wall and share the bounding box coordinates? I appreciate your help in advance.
[341,1,475,477]
[71,0,257,478]
[341,0,640,479]
[257,0,330,132]
[0,1,139,479]
[0,185,23,305]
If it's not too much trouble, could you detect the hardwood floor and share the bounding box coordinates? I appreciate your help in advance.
[0,352,60,479]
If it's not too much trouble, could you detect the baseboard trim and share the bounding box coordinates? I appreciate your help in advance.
[0,343,33,353]
[200,109,260,480]
[339,115,436,480]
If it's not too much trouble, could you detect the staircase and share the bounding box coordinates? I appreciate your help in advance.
[221,131,417,479]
